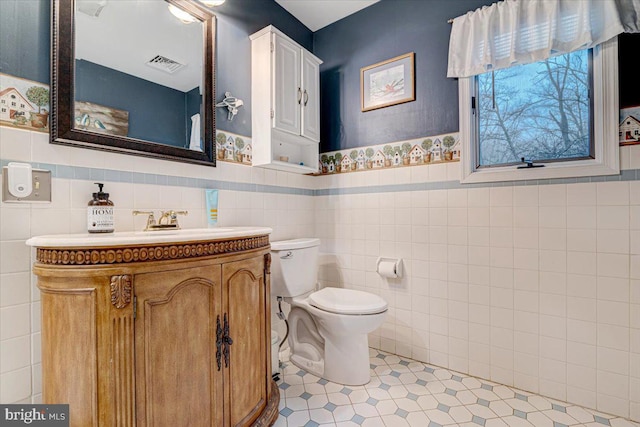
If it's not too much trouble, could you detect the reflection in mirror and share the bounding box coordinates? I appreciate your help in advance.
[52,0,216,166]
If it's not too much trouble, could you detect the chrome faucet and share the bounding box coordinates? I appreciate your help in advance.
[133,210,188,231]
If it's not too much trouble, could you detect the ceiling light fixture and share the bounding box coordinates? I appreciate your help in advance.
[199,0,226,7]
[168,4,197,23]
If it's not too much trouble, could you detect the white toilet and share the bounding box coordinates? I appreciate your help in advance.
[271,238,387,385]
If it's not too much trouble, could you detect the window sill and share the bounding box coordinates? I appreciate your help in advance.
[460,157,620,184]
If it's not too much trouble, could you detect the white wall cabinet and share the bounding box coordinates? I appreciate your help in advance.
[250,25,322,174]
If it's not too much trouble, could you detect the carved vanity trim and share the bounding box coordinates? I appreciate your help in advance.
[35,235,270,265]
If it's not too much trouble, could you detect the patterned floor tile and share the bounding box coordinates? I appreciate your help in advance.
[351,402,379,418]
[348,389,371,404]
[380,414,410,426]
[540,409,579,426]
[424,408,456,425]
[502,415,535,427]
[565,406,595,424]
[332,405,356,422]
[275,350,639,427]
[360,416,385,427]
[395,397,423,412]
[309,408,335,424]
[374,399,398,416]
[405,411,431,426]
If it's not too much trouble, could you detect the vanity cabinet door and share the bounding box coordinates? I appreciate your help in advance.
[222,256,269,427]
[134,264,223,427]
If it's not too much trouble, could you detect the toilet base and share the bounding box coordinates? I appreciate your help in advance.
[322,332,371,386]
[290,353,324,378]
[290,332,372,386]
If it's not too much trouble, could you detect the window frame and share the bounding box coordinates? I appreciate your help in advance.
[459,37,619,184]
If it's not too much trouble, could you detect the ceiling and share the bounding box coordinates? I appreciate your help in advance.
[75,0,204,92]
[74,0,381,92]
[274,0,380,32]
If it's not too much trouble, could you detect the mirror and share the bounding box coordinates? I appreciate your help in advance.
[51,0,216,166]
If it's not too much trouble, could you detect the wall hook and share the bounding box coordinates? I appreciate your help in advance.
[215,91,244,121]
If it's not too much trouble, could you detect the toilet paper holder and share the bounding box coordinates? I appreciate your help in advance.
[376,257,403,279]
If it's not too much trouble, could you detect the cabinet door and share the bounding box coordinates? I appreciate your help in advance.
[223,256,268,427]
[135,265,223,427]
[301,51,321,142]
[273,33,301,136]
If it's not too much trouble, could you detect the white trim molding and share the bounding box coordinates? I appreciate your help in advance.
[459,37,620,184]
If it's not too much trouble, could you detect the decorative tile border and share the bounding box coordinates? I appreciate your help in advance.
[215,130,252,165]
[0,73,50,133]
[316,133,460,175]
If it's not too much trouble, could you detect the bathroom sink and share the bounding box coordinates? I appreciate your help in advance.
[26,226,272,248]
[132,227,235,236]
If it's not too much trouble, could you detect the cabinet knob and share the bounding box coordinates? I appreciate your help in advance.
[297,88,302,105]
[303,90,309,106]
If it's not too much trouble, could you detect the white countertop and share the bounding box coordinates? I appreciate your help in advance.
[26,227,273,248]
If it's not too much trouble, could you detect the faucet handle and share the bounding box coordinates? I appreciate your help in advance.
[157,210,188,226]
[132,210,156,229]
[168,210,188,225]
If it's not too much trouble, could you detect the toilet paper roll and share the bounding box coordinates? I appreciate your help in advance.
[377,260,397,278]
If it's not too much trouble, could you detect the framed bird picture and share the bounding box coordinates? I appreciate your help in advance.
[361,52,415,112]
[74,100,129,136]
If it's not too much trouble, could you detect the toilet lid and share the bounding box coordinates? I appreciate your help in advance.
[308,287,388,315]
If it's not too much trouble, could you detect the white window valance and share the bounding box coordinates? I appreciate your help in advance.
[447,0,640,78]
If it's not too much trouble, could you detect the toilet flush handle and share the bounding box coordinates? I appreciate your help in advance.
[280,251,293,259]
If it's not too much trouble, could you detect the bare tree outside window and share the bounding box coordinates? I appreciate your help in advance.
[477,49,591,167]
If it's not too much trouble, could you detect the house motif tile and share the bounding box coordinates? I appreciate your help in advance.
[317,132,461,175]
[215,130,252,165]
[0,73,50,132]
[619,105,640,146]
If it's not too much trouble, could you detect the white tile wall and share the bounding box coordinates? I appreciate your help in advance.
[0,127,316,404]
[2,126,640,422]
[316,148,640,422]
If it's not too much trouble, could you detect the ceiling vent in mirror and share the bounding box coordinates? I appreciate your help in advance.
[146,55,185,74]
[77,0,107,17]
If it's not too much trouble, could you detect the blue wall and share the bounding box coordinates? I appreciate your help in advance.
[0,0,50,84]
[213,0,312,137]
[313,1,640,153]
[0,0,311,140]
[1,0,638,153]
[313,0,492,152]
[76,60,193,148]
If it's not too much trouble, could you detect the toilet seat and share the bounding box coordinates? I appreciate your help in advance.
[308,287,387,315]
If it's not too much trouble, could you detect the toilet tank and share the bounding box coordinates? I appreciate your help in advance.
[270,238,320,297]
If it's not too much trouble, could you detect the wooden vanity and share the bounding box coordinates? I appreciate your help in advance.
[27,227,279,427]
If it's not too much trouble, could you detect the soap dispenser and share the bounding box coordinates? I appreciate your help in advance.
[87,182,114,233]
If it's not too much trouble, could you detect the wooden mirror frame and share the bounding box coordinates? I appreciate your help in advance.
[51,0,216,166]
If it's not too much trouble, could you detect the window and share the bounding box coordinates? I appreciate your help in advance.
[478,49,591,167]
[459,38,619,183]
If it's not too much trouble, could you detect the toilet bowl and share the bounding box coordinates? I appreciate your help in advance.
[271,238,387,385]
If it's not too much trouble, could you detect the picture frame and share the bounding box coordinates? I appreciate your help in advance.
[74,101,129,137]
[361,52,415,112]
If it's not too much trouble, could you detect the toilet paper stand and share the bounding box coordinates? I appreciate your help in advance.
[376,257,403,278]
